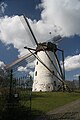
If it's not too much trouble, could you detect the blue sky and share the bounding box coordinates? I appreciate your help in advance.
[0,0,80,80]
[0,0,41,64]
[4,0,41,20]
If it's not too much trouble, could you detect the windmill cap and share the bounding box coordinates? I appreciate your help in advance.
[36,42,57,52]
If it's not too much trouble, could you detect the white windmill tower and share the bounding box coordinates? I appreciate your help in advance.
[22,15,65,92]
[32,43,59,91]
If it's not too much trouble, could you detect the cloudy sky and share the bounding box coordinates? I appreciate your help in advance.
[0,0,80,80]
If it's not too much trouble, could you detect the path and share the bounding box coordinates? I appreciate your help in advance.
[36,99,80,120]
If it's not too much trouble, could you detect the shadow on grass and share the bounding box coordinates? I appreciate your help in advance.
[0,93,45,120]
[0,104,44,120]
[0,93,44,120]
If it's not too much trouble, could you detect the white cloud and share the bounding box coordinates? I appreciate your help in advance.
[0,0,80,71]
[75,49,79,54]
[29,71,34,78]
[27,61,35,69]
[0,15,35,56]
[17,61,35,72]
[40,0,80,36]
[73,74,80,79]
[0,60,5,69]
[0,16,58,57]
[64,54,80,71]
[0,0,80,56]
[0,2,7,14]
[18,66,28,72]
[17,63,34,79]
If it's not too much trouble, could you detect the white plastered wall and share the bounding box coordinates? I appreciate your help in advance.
[32,50,61,91]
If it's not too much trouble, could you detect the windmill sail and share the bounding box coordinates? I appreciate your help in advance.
[20,15,38,47]
[5,53,34,70]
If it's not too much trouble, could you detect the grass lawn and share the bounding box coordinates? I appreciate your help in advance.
[20,91,80,115]
[0,89,80,119]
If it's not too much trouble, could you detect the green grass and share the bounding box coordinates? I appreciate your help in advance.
[0,89,80,117]
[19,91,80,114]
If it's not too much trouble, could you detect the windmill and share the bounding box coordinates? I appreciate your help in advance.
[5,15,70,92]
[21,15,66,92]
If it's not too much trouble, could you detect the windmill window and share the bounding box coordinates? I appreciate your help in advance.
[36,61,38,65]
[40,90,42,92]
[52,71,54,75]
[54,81,56,86]
[35,71,37,76]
